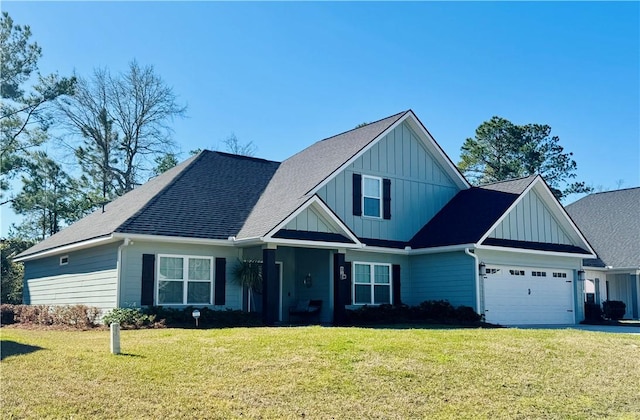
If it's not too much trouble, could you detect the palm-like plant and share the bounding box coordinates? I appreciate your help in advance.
[231,259,262,312]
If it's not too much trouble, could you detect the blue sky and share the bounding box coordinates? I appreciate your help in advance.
[2,1,639,236]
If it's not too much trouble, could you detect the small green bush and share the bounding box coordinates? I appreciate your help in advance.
[602,300,626,320]
[102,308,156,329]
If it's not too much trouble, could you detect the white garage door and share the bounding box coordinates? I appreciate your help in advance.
[483,266,575,325]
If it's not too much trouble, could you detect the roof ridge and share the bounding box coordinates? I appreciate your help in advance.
[116,152,205,232]
[588,186,640,195]
[317,110,409,143]
[478,174,537,188]
[210,150,281,164]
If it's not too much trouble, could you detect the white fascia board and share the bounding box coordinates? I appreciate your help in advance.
[477,176,539,245]
[112,232,234,247]
[351,243,477,256]
[403,111,470,190]
[308,111,469,196]
[476,244,596,259]
[531,181,597,256]
[264,195,362,246]
[265,238,362,250]
[307,112,411,196]
[14,235,118,262]
[409,243,477,255]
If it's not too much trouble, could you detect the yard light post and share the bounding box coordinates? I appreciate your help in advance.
[192,309,201,327]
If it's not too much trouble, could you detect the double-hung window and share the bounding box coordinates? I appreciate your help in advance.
[353,262,392,305]
[362,175,382,218]
[157,255,213,305]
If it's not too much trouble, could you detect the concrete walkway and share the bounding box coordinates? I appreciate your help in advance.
[510,324,640,334]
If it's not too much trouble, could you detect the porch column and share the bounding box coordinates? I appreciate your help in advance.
[333,252,348,325]
[262,248,278,325]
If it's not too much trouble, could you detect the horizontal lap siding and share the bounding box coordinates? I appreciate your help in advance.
[121,241,242,309]
[23,243,120,313]
[346,251,410,306]
[26,269,118,312]
[409,252,475,308]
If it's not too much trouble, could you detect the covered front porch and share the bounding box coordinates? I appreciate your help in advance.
[241,245,352,325]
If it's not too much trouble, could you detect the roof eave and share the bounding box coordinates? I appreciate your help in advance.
[14,235,118,262]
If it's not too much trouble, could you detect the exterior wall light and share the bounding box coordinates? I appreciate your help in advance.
[479,262,487,277]
[578,270,585,282]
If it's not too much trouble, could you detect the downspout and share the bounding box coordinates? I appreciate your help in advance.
[464,247,481,315]
[115,238,132,308]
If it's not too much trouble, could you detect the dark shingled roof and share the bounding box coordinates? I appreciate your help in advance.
[409,177,535,248]
[117,151,280,239]
[18,151,280,258]
[566,187,640,268]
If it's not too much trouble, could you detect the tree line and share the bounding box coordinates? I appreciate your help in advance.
[0,11,592,303]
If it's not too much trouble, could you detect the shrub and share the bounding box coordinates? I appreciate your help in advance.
[583,302,604,323]
[1,304,102,328]
[345,300,482,325]
[50,305,101,328]
[602,300,626,320]
[1,304,16,324]
[454,305,482,322]
[102,308,156,329]
[144,306,262,328]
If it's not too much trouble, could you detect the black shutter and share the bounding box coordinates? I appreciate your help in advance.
[352,173,362,216]
[392,264,401,306]
[141,254,155,306]
[383,178,391,220]
[214,257,226,306]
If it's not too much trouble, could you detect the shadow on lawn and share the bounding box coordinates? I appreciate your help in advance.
[1,340,45,361]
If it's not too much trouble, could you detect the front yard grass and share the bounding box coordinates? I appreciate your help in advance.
[1,326,639,419]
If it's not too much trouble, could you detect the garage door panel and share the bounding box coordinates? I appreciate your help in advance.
[484,266,574,325]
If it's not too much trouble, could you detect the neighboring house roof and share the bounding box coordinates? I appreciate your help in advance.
[17,151,280,258]
[566,187,640,269]
[236,111,409,240]
[409,176,536,248]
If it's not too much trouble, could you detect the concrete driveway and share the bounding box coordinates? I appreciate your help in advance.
[510,324,640,334]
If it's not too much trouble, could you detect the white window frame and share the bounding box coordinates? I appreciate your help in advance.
[352,262,392,305]
[362,175,382,219]
[59,255,69,266]
[156,254,214,305]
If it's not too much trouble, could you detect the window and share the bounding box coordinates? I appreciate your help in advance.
[157,255,213,305]
[509,269,525,276]
[59,255,69,266]
[552,272,567,278]
[353,262,392,305]
[362,175,382,218]
[486,268,501,275]
[532,271,547,277]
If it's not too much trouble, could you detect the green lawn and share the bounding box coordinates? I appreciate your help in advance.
[1,326,639,419]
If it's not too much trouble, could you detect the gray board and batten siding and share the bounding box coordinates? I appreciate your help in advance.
[317,121,460,242]
[488,189,575,245]
[23,242,120,313]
